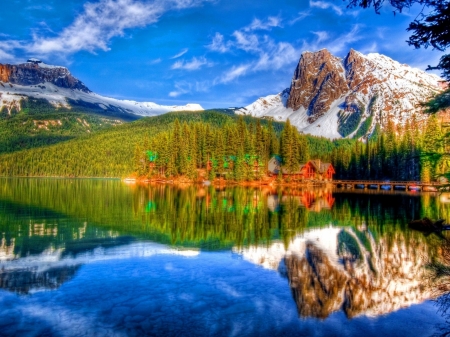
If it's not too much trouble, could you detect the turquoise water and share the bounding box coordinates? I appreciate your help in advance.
[0,178,449,336]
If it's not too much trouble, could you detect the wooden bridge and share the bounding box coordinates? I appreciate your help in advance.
[332,180,442,191]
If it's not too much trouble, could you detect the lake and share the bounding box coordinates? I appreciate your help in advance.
[1,178,450,336]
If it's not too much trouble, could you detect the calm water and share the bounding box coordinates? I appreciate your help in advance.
[1,178,450,336]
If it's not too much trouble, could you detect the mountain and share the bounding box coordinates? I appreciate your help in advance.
[237,49,445,139]
[0,59,203,119]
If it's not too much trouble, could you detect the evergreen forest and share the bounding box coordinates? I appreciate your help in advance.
[0,108,446,182]
[0,96,126,154]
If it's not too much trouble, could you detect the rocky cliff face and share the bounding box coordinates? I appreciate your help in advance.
[0,59,90,92]
[287,49,348,123]
[238,49,443,139]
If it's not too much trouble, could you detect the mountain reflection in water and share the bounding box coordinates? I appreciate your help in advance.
[0,178,449,336]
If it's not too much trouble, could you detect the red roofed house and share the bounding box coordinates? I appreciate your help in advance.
[268,157,335,181]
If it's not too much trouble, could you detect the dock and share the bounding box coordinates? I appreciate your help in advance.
[332,180,442,191]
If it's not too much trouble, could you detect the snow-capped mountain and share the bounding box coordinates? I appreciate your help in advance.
[0,59,203,117]
[237,49,445,139]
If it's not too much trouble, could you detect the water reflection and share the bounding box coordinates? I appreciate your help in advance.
[237,225,444,319]
[0,178,449,325]
[0,265,81,294]
[0,240,199,294]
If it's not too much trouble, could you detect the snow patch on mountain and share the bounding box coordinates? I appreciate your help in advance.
[26,58,63,69]
[0,81,203,116]
[236,90,343,138]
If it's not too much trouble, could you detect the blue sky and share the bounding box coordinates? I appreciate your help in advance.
[0,0,444,108]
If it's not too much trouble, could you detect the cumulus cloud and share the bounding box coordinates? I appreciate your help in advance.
[171,48,188,59]
[2,0,208,57]
[171,56,212,70]
[309,0,343,15]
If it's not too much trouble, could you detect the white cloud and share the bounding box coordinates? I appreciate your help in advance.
[359,42,378,54]
[232,31,260,53]
[289,10,311,25]
[169,80,210,97]
[169,87,188,97]
[0,41,22,62]
[171,48,188,59]
[3,0,209,57]
[309,0,343,15]
[376,27,388,39]
[243,16,282,32]
[195,81,210,92]
[0,49,16,63]
[215,38,299,84]
[298,25,362,55]
[219,64,251,84]
[171,56,211,70]
[254,42,299,71]
[208,15,284,55]
[148,58,162,64]
[207,32,231,53]
[208,16,300,84]
[312,31,329,44]
[327,25,362,54]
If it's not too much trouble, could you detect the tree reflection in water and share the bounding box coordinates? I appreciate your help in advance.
[427,238,450,337]
[1,178,450,321]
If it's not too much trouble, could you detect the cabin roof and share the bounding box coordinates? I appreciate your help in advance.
[308,160,334,174]
[268,156,334,176]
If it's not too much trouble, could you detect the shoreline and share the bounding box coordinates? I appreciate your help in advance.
[0,175,440,192]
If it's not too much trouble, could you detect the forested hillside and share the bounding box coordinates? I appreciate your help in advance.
[0,107,446,182]
[332,116,448,182]
[0,97,126,154]
[0,111,288,177]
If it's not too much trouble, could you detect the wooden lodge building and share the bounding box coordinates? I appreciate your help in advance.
[268,156,335,181]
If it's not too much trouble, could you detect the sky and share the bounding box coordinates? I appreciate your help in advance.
[0,0,445,108]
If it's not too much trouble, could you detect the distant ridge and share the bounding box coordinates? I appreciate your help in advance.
[0,59,203,119]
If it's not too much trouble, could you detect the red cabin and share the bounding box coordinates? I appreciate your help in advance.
[267,157,335,181]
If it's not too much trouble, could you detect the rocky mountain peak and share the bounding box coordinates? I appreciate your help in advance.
[239,48,443,139]
[0,60,90,93]
[287,48,349,123]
